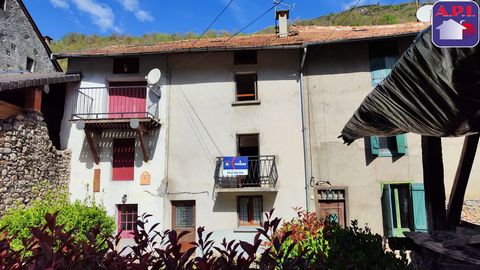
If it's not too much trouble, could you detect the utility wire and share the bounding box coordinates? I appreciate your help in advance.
[323,0,362,41]
[224,0,284,43]
[183,0,285,69]
[192,0,235,47]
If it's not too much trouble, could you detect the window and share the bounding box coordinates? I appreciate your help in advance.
[234,51,257,65]
[369,42,398,87]
[112,138,135,181]
[370,135,407,157]
[235,73,257,102]
[315,188,347,228]
[113,58,139,74]
[0,0,5,11]
[117,204,138,238]
[382,183,427,237]
[238,196,263,226]
[26,57,34,72]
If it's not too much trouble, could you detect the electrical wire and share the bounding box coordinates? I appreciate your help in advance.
[177,0,286,69]
[192,0,235,47]
[224,0,284,43]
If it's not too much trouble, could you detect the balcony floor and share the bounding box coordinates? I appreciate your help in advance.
[216,187,278,193]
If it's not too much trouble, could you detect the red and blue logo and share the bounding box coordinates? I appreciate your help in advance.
[432,0,479,47]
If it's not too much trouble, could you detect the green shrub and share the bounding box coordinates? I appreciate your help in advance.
[0,188,115,251]
[270,208,409,270]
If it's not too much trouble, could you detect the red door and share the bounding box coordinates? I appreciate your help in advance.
[108,81,147,118]
[112,138,135,181]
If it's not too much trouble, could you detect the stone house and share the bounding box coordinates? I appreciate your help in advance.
[0,0,79,214]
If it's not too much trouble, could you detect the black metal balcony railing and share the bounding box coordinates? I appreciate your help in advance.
[214,156,278,189]
[71,86,159,121]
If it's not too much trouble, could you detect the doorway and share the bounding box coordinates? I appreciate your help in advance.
[172,200,196,252]
[237,134,260,186]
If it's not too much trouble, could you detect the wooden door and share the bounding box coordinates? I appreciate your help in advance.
[172,201,196,252]
[108,81,146,118]
[112,138,135,181]
[317,201,346,228]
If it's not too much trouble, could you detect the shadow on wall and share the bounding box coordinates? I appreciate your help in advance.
[212,192,277,214]
[79,129,161,169]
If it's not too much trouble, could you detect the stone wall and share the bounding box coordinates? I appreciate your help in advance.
[0,0,56,72]
[0,113,70,215]
[461,200,480,225]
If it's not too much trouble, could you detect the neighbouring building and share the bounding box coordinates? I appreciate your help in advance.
[0,0,79,215]
[56,15,480,248]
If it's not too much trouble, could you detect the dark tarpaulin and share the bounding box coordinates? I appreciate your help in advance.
[340,26,480,144]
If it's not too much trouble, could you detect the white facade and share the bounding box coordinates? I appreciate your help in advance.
[62,56,169,245]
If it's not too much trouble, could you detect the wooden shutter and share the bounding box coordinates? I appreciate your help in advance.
[370,136,380,155]
[93,169,101,192]
[396,134,408,155]
[411,183,427,232]
[112,138,135,181]
[382,184,394,237]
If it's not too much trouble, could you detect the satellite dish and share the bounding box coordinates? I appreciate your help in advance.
[146,68,162,98]
[147,68,161,85]
[130,119,140,129]
[416,5,433,23]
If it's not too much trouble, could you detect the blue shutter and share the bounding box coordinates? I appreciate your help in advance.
[396,134,408,155]
[382,184,394,237]
[370,136,379,155]
[411,183,427,232]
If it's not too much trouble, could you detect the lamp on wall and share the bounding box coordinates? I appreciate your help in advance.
[121,194,127,204]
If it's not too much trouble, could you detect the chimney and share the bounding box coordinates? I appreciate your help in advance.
[275,9,289,38]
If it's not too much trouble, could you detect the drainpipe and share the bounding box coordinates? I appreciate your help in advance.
[299,47,310,212]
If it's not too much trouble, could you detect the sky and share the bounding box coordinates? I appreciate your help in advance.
[24,0,412,40]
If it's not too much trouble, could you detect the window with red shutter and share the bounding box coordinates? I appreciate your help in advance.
[117,204,138,238]
[112,138,135,181]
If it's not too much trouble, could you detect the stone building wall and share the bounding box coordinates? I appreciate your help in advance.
[0,0,56,72]
[461,200,480,225]
[0,113,70,215]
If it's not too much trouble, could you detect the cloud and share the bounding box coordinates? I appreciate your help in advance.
[49,0,69,9]
[71,0,121,32]
[117,0,154,22]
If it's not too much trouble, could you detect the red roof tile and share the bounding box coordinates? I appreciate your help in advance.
[57,23,429,58]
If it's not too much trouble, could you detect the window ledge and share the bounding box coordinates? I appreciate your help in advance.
[231,100,261,107]
[233,227,260,233]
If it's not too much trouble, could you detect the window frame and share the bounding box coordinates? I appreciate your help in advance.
[370,134,408,157]
[381,182,426,238]
[26,57,35,72]
[234,72,258,102]
[117,204,138,238]
[237,196,263,227]
[113,57,140,74]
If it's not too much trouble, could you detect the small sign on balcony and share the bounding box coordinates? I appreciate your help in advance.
[223,156,249,176]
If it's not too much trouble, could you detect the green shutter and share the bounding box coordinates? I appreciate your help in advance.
[382,184,394,237]
[396,134,408,155]
[370,136,380,155]
[411,183,427,232]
